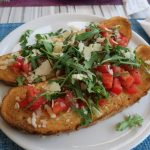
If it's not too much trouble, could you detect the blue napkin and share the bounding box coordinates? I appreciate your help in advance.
[0,20,150,150]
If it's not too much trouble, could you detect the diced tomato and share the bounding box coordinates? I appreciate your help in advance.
[77,100,86,109]
[22,63,31,74]
[10,64,20,74]
[65,91,73,106]
[19,98,30,108]
[130,70,141,85]
[52,98,69,115]
[121,65,133,71]
[16,57,24,63]
[125,84,137,94]
[111,78,122,95]
[119,71,134,88]
[112,66,123,74]
[19,85,43,110]
[101,31,108,38]
[95,64,109,73]
[117,33,128,47]
[29,97,46,111]
[26,85,41,97]
[98,99,107,107]
[101,73,113,89]
[10,57,31,74]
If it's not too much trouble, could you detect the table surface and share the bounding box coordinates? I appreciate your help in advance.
[0,5,150,23]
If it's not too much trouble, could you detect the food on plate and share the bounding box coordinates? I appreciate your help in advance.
[0,17,131,85]
[1,17,150,135]
[116,114,144,131]
[1,34,150,134]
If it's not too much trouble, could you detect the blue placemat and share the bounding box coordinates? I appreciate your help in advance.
[0,19,150,150]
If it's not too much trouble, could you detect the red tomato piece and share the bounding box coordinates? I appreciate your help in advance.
[29,97,46,111]
[16,57,24,64]
[22,63,31,74]
[96,65,109,73]
[10,64,20,74]
[101,31,108,38]
[65,91,73,106]
[52,98,69,115]
[77,100,86,109]
[111,78,122,95]
[121,65,133,71]
[125,84,137,94]
[112,66,123,74]
[101,73,113,89]
[10,57,31,74]
[19,98,30,108]
[119,71,134,88]
[130,70,142,85]
[98,99,107,107]
[118,33,128,47]
[19,86,42,109]
[26,85,41,97]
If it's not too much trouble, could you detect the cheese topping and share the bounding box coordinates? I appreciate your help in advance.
[34,60,52,76]
[72,73,88,80]
[43,82,61,92]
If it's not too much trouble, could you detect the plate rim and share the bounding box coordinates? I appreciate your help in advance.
[0,13,149,150]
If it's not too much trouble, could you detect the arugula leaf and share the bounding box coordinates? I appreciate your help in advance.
[35,34,47,42]
[16,76,25,86]
[92,85,109,98]
[87,98,102,118]
[19,30,33,49]
[76,29,99,41]
[103,39,111,51]
[41,92,66,101]
[29,56,39,70]
[116,114,144,131]
[72,107,92,126]
[101,54,140,67]
[43,41,53,53]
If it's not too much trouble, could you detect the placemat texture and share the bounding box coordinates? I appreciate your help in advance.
[0,0,123,6]
[0,19,150,150]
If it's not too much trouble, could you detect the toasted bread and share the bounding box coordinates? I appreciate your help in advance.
[100,16,132,40]
[1,45,150,135]
[0,52,18,85]
[0,17,132,85]
[0,52,55,85]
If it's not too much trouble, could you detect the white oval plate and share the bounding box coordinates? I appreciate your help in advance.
[0,14,150,150]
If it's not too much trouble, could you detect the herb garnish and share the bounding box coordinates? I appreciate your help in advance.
[116,114,144,131]
[19,30,33,49]
[16,76,25,86]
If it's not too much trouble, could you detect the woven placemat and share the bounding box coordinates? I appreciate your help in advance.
[0,19,150,150]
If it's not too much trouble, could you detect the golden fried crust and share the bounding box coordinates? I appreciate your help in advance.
[1,45,150,135]
[100,16,132,40]
[0,53,18,85]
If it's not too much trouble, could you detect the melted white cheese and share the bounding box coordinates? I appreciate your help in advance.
[34,60,52,76]
[44,82,61,92]
[80,43,102,61]
[72,73,88,80]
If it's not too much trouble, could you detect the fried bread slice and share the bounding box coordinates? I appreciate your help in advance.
[1,45,150,134]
